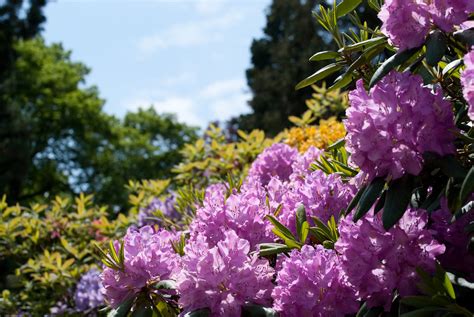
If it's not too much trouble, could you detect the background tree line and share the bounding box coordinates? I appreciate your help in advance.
[0,0,376,211]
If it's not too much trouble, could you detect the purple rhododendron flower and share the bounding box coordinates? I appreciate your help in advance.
[426,0,474,32]
[137,194,179,227]
[74,268,104,311]
[176,230,274,317]
[247,143,298,186]
[379,0,431,50]
[272,245,359,317]
[461,49,474,120]
[431,197,474,281]
[335,209,445,310]
[101,226,180,308]
[345,71,456,181]
[279,170,355,232]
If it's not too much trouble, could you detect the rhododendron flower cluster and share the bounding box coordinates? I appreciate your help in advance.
[461,49,474,120]
[335,209,445,310]
[74,268,104,311]
[345,71,456,181]
[379,0,474,50]
[431,198,474,282]
[101,226,180,307]
[247,143,298,185]
[273,245,358,316]
[137,194,179,227]
[176,231,274,317]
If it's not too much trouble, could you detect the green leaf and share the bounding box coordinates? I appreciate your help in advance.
[442,58,463,77]
[400,307,444,317]
[453,28,474,47]
[241,304,278,317]
[401,296,439,308]
[108,297,134,317]
[328,72,353,91]
[442,271,456,300]
[296,205,308,242]
[258,243,293,256]
[373,190,386,214]
[438,155,467,180]
[309,51,340,62]
[353,177,385,221]
[295,63,343,90]
[382,174,414,230]
[459,167,474,206]
[131,305,153,317]
[425,30,446,66]
[183,308,210,317]
[370,46,420,88]
[266,215,298,242]
[340,36,386,53]
[336,0,362,17]
[345,184,367,215]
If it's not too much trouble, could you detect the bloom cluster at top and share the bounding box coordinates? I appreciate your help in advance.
[101,226,180,308]
[273,245,358,316]
[137,194,180,227]
[74,268,104,311]
[461,49,474,120]
[335,208,445,310]
[176,230,274,317]
[379,0,474,50]
[345,71,456,181]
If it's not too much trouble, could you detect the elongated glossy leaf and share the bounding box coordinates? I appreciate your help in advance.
[370,47,420,88]
[131,305,153,317]
[328,72,353,91]
[345,185,367,215]
[401,296,438,308]
[426,30,446,66]
[309,51,339,62]
[152,279,177,290]
[400,307,443,317]
[453,28,474,47]
[340,36,386,53]
[382,175,414,230]
[442,58,463,77]
[336,0,362,17]
[373,190,386,214]
[108,297,134,317]
[296,205,307,242]
[295,63,343,90]
[266,215,297,242]
[354,177,385,221]
[241,305,278,317]
[258,243,292,256]
[438,155,467,180]
[459,167,474,205]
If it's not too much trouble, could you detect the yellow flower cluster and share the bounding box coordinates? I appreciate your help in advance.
[286,117,346,152]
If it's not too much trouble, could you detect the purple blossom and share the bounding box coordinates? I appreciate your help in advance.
[335,209,445,310]
[272,245,359,317]
[100,226,180,308]
[379,0,473,50]
[74,268,104,311]
[247,143,298,186]
[176,230,274,317]
[289,146,322,182]
[189,180,274,249]
[379,0,431,50]
[426,0,474,32]
[345,71,456,181]
[137,194,179,227]
[278,170,355,233]
[461,49,474,120]
[431,197,474,281]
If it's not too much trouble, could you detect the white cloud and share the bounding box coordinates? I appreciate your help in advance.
[125,97,204,127]
[137,12,242,55]
[200,78,245,99]
[122,77,250,128]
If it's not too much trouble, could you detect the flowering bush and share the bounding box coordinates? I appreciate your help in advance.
[3,1,474,316]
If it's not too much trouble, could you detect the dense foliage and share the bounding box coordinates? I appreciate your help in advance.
[94,1,474,317]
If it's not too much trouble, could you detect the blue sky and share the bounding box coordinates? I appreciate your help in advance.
[44,0,271,128]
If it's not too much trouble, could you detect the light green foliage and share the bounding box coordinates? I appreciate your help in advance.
[0,194,129,314]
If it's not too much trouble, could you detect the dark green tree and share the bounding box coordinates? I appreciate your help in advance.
[0,38,197,210]
[233,0,377,135]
